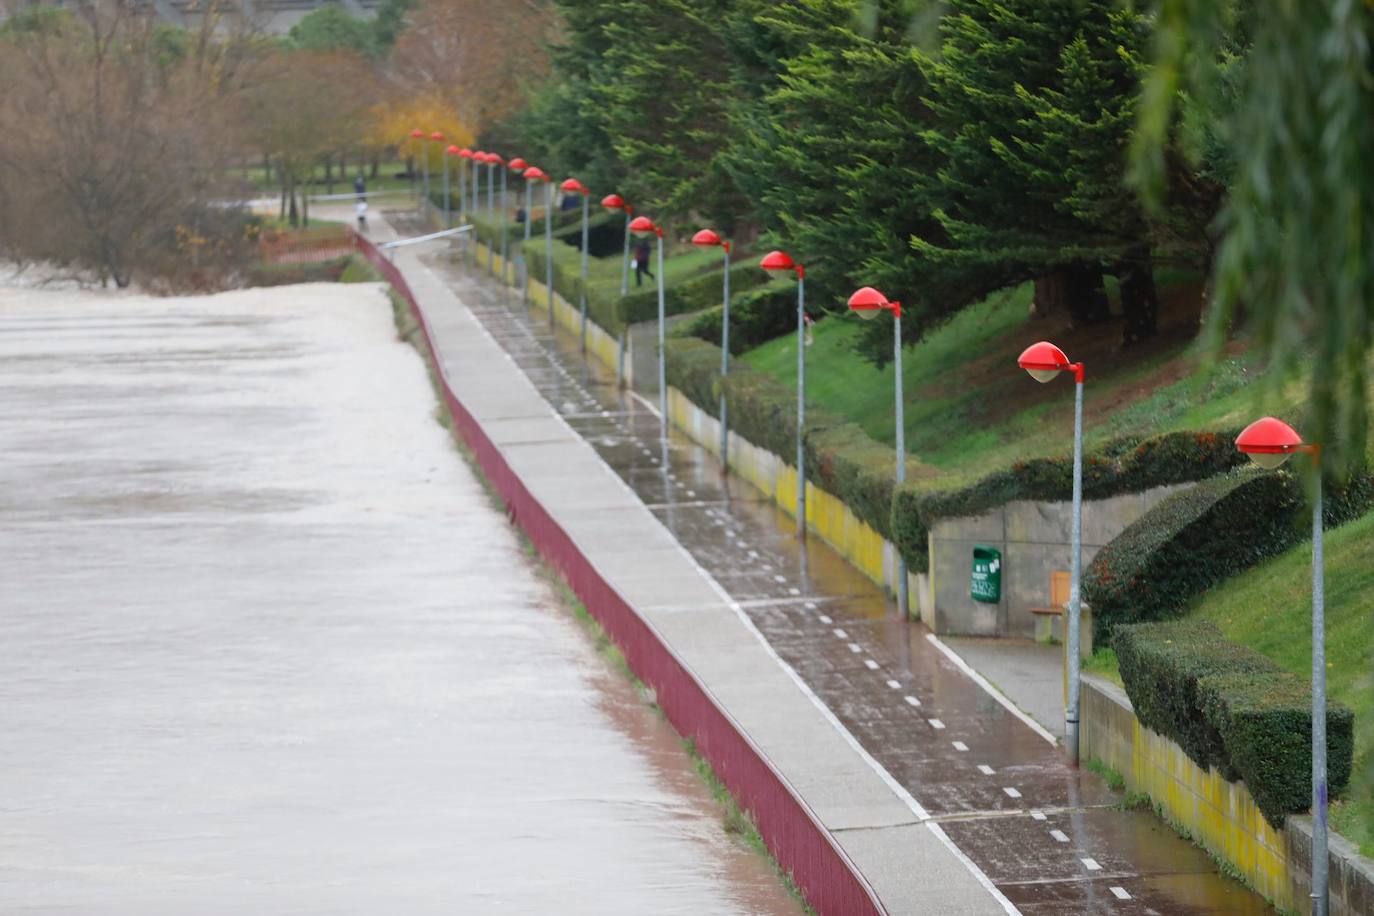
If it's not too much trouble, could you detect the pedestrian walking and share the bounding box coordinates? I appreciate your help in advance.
[354,175,366,199]
[355,199,368,232]
[634,239,654,287]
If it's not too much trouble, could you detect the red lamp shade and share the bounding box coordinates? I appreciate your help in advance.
[508,157,527,172]
[430,131,444,142]
[848,286,898,320]
[628,215,658,238]
[1236,417,1306,469]
[458,148,473,159]
[409,129,424,139]
[601,193,626,212]
[523,166,548,182]
[561,177,588,194]
[760,250,797,277]
[446,144,460,155]
[1018,340,1072,383]
[692,229,723,248]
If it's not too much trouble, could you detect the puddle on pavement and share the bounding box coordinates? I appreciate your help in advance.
[0,283,801,915]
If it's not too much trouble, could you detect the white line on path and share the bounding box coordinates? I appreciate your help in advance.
[905,696,922,708]
[925,634,1058,746]
[924,822,1022,916]
[864,659,880,671]
[1050,829,1069,843]
[817,614,833,624]
[1002,787,1021,799]
[832,628,848,639]
[977,764,995,775]
[952,740,969,752]
[1081,858,1101,871]
[886,679,901,690]
[1110,887,1131,900]
[929,719,946,730]
[1029,809,1046,820]
[847,642,863,654]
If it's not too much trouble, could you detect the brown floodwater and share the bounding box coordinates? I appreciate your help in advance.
[0,282,801,915]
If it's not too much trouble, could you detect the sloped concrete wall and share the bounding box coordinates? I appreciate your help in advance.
[927,486,1186,637]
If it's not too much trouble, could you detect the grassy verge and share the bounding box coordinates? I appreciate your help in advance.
[741,283,1282,492]
[1187,511,1374,856]
[384,277,812,912]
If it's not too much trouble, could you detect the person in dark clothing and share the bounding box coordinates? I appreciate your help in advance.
[353,175,366,199]
[634,239,654,287]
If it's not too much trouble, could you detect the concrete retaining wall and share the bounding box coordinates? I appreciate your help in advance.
[1081,674,1374,915]
[928,486,1185,637]
[667,388,931,616]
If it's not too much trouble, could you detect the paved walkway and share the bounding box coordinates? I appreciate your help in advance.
[372,209,1274,915]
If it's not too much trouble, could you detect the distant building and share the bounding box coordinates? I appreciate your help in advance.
[3,1,384,35]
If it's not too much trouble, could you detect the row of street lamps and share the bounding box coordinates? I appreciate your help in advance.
[406,129,1331,912]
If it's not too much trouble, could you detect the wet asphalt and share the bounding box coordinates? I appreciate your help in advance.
[422,231,1276,915]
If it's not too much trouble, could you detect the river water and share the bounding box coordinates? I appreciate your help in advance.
[0,282,801,914]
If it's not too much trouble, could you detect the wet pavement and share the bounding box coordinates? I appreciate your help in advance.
[0,283,802,914]
[418,224,1277,915]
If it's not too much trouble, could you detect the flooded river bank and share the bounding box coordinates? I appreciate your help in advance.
[0,282,800,914]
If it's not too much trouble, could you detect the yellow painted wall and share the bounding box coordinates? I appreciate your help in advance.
[1080,676,1297,910]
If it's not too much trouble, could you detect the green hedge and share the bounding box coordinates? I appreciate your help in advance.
[1115,621,1354,827]
[677,278,803,353]
[891,429,1251,572]
[244,255,352,287]
[1084,468,1373,642]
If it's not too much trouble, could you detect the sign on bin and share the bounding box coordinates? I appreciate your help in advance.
[971,545,1001,604]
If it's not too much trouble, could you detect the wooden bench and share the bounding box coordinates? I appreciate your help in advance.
[1030,570,1071,644]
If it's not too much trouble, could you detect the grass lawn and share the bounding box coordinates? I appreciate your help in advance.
[742,280,1294,490]
[236,158,418,196]
[1184,512,1374,856]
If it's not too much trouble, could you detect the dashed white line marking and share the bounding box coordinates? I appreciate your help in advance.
[748,550,760,559]
[928,718,946,730]
[832,628,848,639]
[761,564,773,572]
[905,696,922,708]
[1029,809,1046,820]
[1109,886,1131,900]
[1081,857,1101,871]
[952,741,969,752]
[864,659,880,670]
[773,575,787,583]
[847,642,863,654]
[804,602,817,610]
[788,587,800,595]
[925,634,1058,746]
[1050,829,1069,843]
[818,615,833,624]
[977,764,995,776]
[886,679,901,690]
[1002,787,1022,799]
[685,489,696,497]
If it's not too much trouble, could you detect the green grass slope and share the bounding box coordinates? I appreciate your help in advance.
[1187,512,1374,855]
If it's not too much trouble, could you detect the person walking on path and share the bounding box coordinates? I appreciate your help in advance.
[353,175,366,199]
[634,239,654,287]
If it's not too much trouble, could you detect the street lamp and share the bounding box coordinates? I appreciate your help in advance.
[1236,416,1328,916]
[761,249,807,539]
[693,229,733,471]
[521,166,547,310]
[470,150,484,224]
[1017,340,1086,763]
[443,144,460,228]
[508,158,528,288]
[849,287,908,619]
[409,128,425,205]
[601,193,635,298]
[427,131,444,220]
[631,214,668,430]
[562,178,591,352]
[483,153,503,275]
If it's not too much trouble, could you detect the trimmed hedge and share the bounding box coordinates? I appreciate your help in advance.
[891,429,1251,572]
[677,278,803,354]
[244,255,352,287]
[1084,467,1373,642]
[1115,621,1354,827]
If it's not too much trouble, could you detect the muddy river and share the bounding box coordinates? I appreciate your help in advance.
[0,282,800,914]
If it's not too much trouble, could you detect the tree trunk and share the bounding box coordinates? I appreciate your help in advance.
[1118,252,1159,345]
[324,155,334,195]
[288,174,299,228]
[278,162,287,222]
[1032,265,1109,326]
[370,153,380,180]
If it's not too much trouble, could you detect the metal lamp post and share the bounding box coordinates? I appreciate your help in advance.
[508,158,529,286]
[849,287,908,619]
[630,215,668,433]
[542,173,555,327]
[427,131,444,222]
[409,129,425,206]
[471,150,484,222]
[1017,340,1085,763]
[761,250,807,539]
[1236,416,1328,916]
[521,166,547,309]
[562,178,591,352]
[693,229,733,472]
[601,193,634,298]
[443,144,459,227]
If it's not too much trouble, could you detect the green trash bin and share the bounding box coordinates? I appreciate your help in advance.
[970,545,1001,604]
